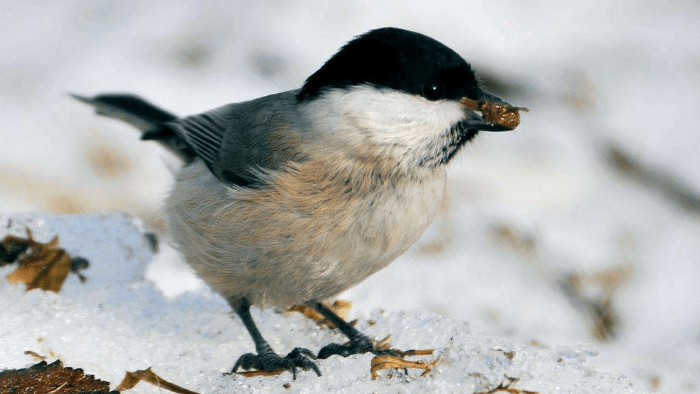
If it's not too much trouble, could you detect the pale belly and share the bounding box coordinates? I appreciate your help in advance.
[166,160,446,307]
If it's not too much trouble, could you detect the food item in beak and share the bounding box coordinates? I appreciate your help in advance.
[461,97,529,130]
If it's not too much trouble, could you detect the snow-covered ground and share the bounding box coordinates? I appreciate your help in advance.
[0,213,648,393]
[2,1,699,393]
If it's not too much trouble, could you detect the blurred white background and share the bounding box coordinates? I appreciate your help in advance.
[2,1,699,392]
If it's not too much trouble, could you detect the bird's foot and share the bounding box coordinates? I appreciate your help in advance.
[318,334,400,359]
[318,334,437,379]
[232,347,321,379]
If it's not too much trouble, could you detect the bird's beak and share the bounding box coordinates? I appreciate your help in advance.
[460,90,527,132]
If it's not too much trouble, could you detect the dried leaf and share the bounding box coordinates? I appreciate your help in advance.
[289,300,353,329]
[3,228,89,292]
[236,369,285,378]
[372,335,434,357]
[116,367,199,394]
[0,360,115,394]
[367,335,436,380]
[24,350,47,361]
[474,376,540,394]
[370,353,437,380]
[374,335,393,352]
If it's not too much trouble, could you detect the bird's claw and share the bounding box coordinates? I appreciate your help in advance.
[232,347,321,379]
[317,334,400,359]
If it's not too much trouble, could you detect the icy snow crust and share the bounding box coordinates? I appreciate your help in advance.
[1,213,644,393]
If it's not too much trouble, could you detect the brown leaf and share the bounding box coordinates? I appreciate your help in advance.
[24,350,47,361]
[3,228,87,293]
[474,376,540,394]
[370,353,437,380]
[368,335,436,380]
[116,368,199,394]
[236,369,285,378]
[289,300,353,329]
[0,360,115,394]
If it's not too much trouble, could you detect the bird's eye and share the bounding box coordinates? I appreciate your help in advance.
[422,82,444,101]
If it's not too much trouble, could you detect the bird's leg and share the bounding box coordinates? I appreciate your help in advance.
[311,302,400,359]
[231,298,321,379]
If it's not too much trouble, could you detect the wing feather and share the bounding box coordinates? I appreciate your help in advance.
[166,90,304,186]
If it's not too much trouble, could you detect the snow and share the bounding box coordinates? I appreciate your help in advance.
[2,0,699,393]
[1,213,648,393]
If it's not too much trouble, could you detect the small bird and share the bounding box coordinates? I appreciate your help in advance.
[72,27,524,378]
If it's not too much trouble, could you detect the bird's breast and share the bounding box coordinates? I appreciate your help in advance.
[166,159,446,306]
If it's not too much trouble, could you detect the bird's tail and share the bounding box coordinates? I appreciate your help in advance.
[70,93,196,162]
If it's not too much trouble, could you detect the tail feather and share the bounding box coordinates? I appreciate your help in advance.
[71,93,196,162]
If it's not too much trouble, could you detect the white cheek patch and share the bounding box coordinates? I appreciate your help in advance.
[303,85,466,154]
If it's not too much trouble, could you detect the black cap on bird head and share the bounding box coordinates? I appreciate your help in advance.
[297,27,482,103]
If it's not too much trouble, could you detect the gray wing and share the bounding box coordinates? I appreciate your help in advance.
[166,90,306,186]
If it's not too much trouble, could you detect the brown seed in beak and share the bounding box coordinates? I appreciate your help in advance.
[461,97,529,130]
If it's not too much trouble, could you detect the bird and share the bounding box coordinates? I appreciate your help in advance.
[72,27,524,379]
